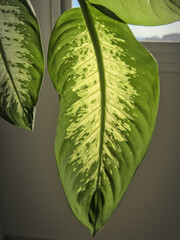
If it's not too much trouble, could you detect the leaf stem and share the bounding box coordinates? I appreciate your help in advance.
[78,0,106,235]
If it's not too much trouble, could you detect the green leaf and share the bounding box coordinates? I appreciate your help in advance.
[88,0,180,25]
[0,0,44,130]
[48,1,159,236]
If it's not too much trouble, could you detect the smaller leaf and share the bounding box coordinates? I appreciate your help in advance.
[88,0,180,26]
[0,0,44,130]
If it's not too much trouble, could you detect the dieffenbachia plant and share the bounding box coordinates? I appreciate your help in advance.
[1,0,180,237]
[0,0,44,130]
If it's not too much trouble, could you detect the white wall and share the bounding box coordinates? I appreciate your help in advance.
[0,1,180,240]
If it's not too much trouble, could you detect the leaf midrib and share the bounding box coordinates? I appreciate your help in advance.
[78,0,106,235]
[0,37,29,128]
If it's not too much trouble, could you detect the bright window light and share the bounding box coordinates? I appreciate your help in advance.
[73,0,80,8]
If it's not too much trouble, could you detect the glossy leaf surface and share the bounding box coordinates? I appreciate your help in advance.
[48,2,159,235]
[0,0,44,130]
[88,0,180,25]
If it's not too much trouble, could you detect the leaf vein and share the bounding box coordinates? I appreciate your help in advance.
[106,120,127,142]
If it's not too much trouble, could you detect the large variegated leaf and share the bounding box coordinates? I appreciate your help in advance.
[88,0,180,25]
[48,1,159,236]
[0,0,44,130]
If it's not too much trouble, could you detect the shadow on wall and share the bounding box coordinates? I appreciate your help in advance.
[0,214,3,240]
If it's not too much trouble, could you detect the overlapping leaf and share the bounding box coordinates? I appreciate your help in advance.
[48,1,159,236]
[0,0,44,130]
[88,0,180,25]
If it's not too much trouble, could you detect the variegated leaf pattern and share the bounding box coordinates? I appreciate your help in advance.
[0,0,44,130]
[48,2,159,236]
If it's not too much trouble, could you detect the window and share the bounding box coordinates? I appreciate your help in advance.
[130,23,180,42]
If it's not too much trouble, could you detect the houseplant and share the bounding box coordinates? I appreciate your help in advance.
[0,0,180,237]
